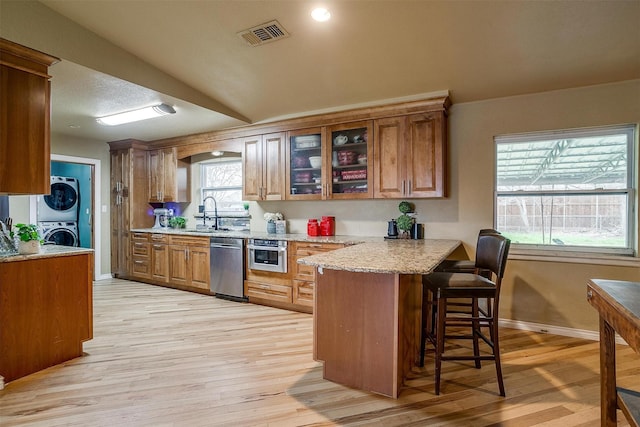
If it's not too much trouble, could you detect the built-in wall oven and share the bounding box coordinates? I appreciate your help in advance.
[247,239,287,273]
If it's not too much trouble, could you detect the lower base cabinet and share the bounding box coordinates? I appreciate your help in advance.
[150,233,169,283]
[168,235,210,291]
[245,280,293,303]
[0,252,93,383]
[128,233,344,312]
[245,241,344,312]
[130,233,210,293]
[292,242,344,307]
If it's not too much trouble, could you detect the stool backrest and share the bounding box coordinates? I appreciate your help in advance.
[475,234,511,279]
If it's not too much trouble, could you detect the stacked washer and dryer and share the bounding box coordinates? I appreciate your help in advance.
[37,176,80,246]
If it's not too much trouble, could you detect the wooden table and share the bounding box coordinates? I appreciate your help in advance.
[587,279,640,426]
[300,239,461,398]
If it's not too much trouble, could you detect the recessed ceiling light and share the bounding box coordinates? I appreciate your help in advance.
[311,8,331,22]
[68,124,80,129]
[211,151,224,156]
[96,103,176,126]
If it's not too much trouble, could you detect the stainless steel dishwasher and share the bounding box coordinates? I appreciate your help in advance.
[209,237,246,302]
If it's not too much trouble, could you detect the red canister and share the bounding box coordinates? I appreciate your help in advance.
[320,216,335,236]
[307,219,319,236]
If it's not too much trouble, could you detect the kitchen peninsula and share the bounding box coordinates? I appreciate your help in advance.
[0,246,94,384]
[298,239,461,398]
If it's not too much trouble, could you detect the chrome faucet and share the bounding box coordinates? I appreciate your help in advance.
[201,196,218,230]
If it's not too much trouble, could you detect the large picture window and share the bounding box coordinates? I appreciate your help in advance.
[200,159,243,212]
[495,124,636,255]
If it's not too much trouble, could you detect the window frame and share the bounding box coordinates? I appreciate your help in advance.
[494,124,637,256]
[199,159,243,211]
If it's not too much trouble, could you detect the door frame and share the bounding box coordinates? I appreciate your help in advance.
[30,154,102,280]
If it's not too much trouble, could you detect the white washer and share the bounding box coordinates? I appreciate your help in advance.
[39,221,79,247]
[37,176,80,222]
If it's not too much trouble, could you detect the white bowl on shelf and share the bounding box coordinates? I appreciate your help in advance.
[309,156,322,168]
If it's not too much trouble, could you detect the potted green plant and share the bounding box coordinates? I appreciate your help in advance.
[11,223,43,254]
[396,214,414,238]
[396,201,416,238]
[169,216,187,229]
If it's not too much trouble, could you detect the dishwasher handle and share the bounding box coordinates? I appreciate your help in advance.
[210,243,242,249]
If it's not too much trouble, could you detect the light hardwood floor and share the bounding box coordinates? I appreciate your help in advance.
[0,278,637,426]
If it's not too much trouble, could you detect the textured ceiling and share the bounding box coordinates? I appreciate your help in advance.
[2,0,639,144]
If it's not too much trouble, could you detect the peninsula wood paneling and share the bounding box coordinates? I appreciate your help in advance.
[0,253,93,382]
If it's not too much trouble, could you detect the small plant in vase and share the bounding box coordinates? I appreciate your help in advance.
[263,212,283,234]
[11,223,44,254]
[396,201,416,238]
[169,216,187,229]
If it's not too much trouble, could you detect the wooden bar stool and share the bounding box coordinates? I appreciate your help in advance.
[420,233,511,396]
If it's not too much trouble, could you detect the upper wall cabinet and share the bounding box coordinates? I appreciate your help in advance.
[286,127,325,200]
[242,133,286,201]
[285,122,373,200]
[148,147,190,203]
[0,38,59,195]
[374,112,447,198]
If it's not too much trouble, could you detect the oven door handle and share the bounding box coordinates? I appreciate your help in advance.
[247,244,287,252]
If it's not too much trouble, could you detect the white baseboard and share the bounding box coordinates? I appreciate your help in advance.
[499,318,628,345]
[96,273,114,281]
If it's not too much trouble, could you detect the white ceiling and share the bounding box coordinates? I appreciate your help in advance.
[4,0,640,144]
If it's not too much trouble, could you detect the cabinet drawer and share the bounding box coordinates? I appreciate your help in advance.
[294,263,316,281]
[169,235,209,247]
[131,232,149,241]
[293,280,314,307]
[149,233,168,243]
[131,258,150,278]
[132,241,149,256]
[245,280,292,303]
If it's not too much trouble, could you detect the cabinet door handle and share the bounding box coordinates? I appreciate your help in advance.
[408,180,412,195]
[402,180,405,195]
[185,249,189,261]
[153,245,163,249]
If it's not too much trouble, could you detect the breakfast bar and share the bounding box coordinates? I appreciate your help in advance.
[299,239,461,398]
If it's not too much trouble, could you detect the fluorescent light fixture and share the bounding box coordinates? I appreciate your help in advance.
[96,103,176,126]
[311,8,331,22]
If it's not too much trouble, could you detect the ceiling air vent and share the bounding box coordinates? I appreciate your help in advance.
[238,20,290,46]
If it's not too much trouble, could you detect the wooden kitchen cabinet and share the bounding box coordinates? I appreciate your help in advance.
[168,235,210,291]
[245,249,294,306]
[286,127,325,200]
[0,252,93,383]
[110,145,150,279]
[292,241,344,307]
[373,112,447,198]
[148,147,190,203]
[327,121,372,199]
[242,133,286,201]
[0,38,59,195]
[130,232,151,280]
[150,233,169,283]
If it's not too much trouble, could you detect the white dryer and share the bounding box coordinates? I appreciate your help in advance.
[39,221,79,247]
[37,176,80,222]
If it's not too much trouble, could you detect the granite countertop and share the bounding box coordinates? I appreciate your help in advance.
[297,239,462,274]
[130,228,380,245]
[0,245,94,263]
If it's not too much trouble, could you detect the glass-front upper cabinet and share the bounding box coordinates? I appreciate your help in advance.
[286,127,325,200]
[327,121,373,199]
